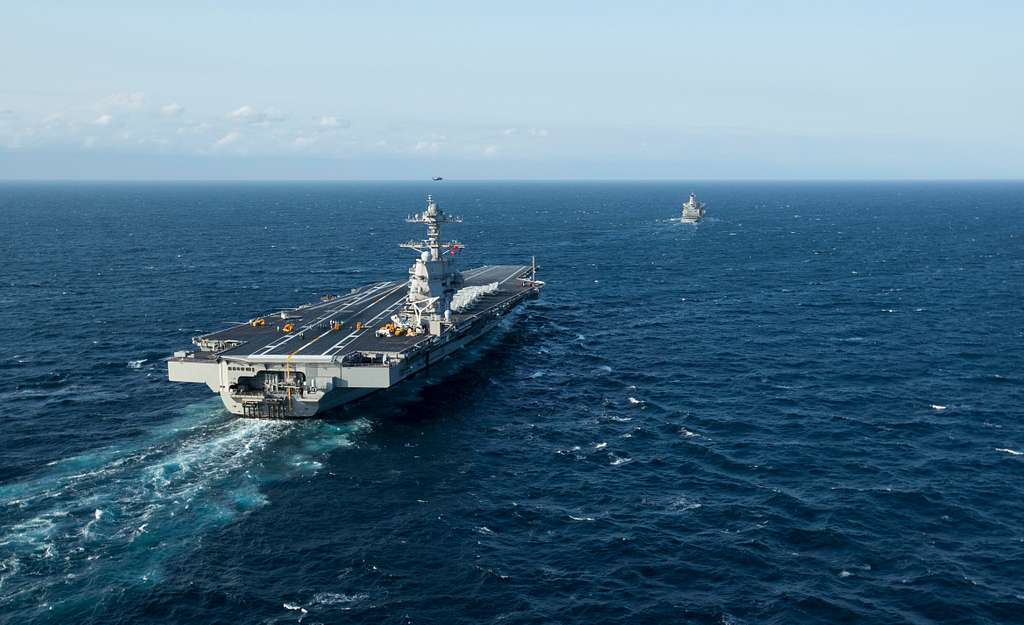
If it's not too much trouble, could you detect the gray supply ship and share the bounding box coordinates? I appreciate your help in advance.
[167,195,544,418]
[681,192,706,223]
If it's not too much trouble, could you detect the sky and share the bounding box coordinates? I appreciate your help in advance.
[1,1,1022,180]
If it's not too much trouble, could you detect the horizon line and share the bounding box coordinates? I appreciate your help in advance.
[2,178,1024,184]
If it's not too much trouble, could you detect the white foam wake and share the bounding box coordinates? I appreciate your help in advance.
[0,401,370,615]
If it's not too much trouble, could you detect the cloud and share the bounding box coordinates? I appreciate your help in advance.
[175,121,211,136]
[413,140,442,154]
[292,135,317,148]
[528,128,549,137]
[42,113,66,128]
[214,131,241,147]
[100,92,146,111]
[482,145,499,157]
[94,114,114,126]
[319,115,340,127]
[228,105,285,125]
[160,103,184,117]
[502,128,517,136]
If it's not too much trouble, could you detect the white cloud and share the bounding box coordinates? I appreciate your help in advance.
[293,135,317,148]
[319,116,339,127]
[228,105,256,120]
[502,128,517,136]
[482,145,499,157]
[42,113,66,128]
[214,131,241,147]
[100,92,146,111]
[528,128,549,137]
[413,140,442,154]
[228,105,285,125]
[94,114,113,126]
[160,103,184,117]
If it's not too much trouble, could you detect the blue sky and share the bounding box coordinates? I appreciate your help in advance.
[1,1,1021,179]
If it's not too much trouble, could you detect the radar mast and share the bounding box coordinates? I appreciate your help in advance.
[398,195,465,330]
[400,194,463,260]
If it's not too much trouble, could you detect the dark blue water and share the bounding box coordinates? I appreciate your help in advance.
[1,181,1022,624]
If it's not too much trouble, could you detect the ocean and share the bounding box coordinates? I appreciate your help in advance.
[0,181,1022,624]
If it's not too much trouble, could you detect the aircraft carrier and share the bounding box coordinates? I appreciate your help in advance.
[167,195,544,418]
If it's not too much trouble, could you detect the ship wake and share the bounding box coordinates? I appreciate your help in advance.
[0,400,368,619]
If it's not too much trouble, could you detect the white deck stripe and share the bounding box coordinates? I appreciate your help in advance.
[254,282,396,355]
[317,281,410,355]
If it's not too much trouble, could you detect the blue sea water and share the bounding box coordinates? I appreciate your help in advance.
[0,181,1022,624]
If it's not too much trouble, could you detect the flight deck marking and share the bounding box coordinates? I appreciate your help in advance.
[317,281,411,356]
[320,294,412,356]
[241,288,379,356]
[254,282,396,355]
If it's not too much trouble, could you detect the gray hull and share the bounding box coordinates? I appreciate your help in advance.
[295,311,505,417]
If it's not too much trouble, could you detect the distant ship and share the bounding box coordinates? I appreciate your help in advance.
[681,192,706,224]
[432,176,443,181]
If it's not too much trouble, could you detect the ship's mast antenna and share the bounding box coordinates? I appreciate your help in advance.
[400,194,463,259]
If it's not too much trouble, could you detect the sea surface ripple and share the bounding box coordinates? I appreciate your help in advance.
[1,181,1022,624]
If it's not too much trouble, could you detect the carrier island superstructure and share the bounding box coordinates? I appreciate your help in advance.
[167,195,544,418]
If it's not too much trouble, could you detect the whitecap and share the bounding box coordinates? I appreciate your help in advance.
[476,526,495,535]
[627,397,644,406]
[127,359,147,369]
[930,404,947,411]
[312,591,368,606]
[668,497,702,511]
[609,455,632,466]
[679,427,700,438]
[594,442,607,450]
[995,448,1022,456]
[283,602,308,622]
[568,514,595,522]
